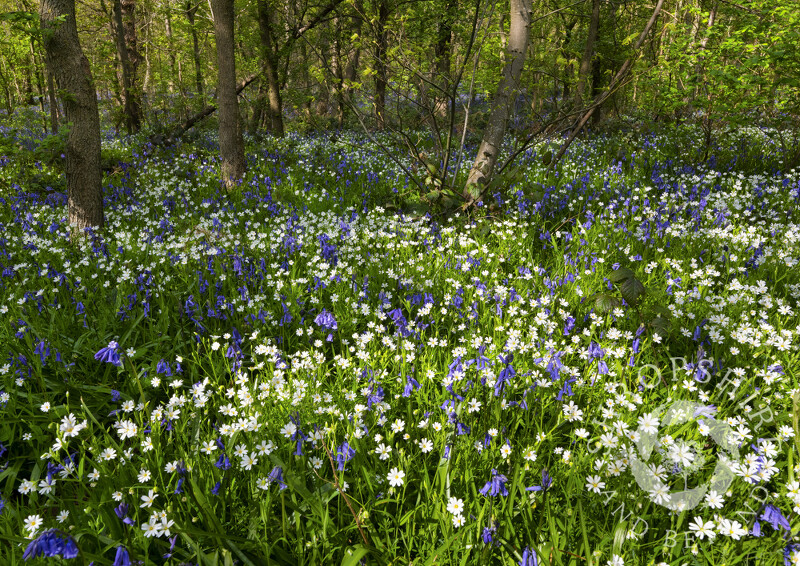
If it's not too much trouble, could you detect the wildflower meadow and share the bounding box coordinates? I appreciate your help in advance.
[1,119,799,566]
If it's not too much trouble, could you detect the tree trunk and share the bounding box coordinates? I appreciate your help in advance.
[0,58,12,115]
[559,18,577,101]
[373,0,389,129]
[113,0,142,133]
[256,0,284,137]
[332,16,345,127]
[40,0,104,233]
[249,80,267,133]
[186,0,204,97]
[211,0,245,188]
[433,0,456,119]
[46,67,59,132]
[693,0,718,101]
[165,7,179,93]
[463,0,531,201]
[575,0,600,108]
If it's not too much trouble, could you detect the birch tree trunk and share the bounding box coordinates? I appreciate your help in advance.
[463,0,531,202]
[40,0,104,234]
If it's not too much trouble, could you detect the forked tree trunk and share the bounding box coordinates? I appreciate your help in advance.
[463,0,531,201]
[40,0,104,234]
[211,0,245,188]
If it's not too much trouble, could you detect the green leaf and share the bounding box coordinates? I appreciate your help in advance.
[424,190,441,202]
[342,546,371,566]
[651,305,671,318]
[649,316,670,337]
[612,520,628,556]
[595,294,621,314]
[620,277,646,305]
[608,267,635,283]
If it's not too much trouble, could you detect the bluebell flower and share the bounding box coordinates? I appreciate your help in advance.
[465,345,491,371]
[314,309,338,331]
[760,503,791,534]
[113,545,131,566]
[336,442,355,471]
[211,481,222,495]
[785,543,800,566]
[556,376,576,400]
[752,519,762,537]
[495,353,516,397]
[110,389,121,402]
[268,466,287,490]
[156,359,172,376]
[546,353,562,381]
[403,374,421,397]
[214,454,231,470]
[482,522,497,545]
[526,469,552,493]
[23,529,79,560]
[479,469,509,497]
[94,341,121,367]
[563,316,575,336]
[587,341,604,360]
[519,546,539,566]
[163,535,178,560]
[114,503,135,526]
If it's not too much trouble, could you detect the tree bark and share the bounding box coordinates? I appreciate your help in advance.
[46,67,59,133]
[113,0,142,133]
[433,0,456,119]
[165,7,180,93]
[575,0,600,108]
[256,0,284,136]
[40,0,104,233]
[373,0,389,129]
[693,0,718,101]
[463,0,531,201]
[186,0,204,97]
[332,16,345,127]
[211,0,245,188]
